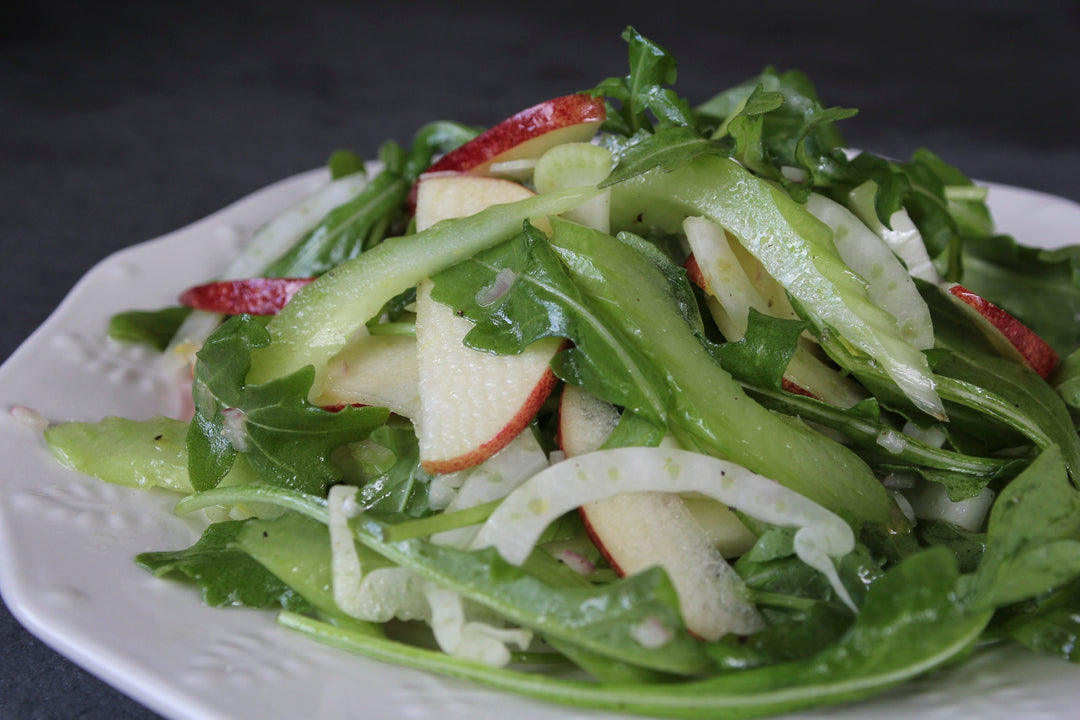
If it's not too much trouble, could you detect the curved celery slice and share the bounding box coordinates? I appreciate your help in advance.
[247,186,599,393]
[610,155,945,420]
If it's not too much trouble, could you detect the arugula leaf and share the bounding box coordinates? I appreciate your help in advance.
[712,309,806,391]
[589,26,695,136]
[265,121,480,277]
[963,446,1080,611]
[352,520,712,676]
[429,222,669,428]
[281,547,991,720]
[998,576,1080,662]
[601,126,732,188]
[188,315,389,494]
[107,306,191,351]
[136,521,313,611]
[698,67,856,198]
[327,149,365,180]
[337,421,431,518]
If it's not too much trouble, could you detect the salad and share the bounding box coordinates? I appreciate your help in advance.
[40,27,1080,719]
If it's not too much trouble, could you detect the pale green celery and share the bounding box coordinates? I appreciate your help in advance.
[549,219,896,526]
[533,142,613,232]
[609,156,944,420]
[248,185,599,395]
[44,416,258,494]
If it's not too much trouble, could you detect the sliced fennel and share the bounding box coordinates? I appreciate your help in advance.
[847,180,943,284]
[804,193,934,350]
[472,446,857,611]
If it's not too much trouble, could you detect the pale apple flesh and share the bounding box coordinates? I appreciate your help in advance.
[316,334,421,419]
[413,174,564,474]
[558,383,761,641]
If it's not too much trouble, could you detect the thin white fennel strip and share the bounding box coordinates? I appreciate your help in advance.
[162,171,369,373]
[805,193,934,350]
[472,446,857,611]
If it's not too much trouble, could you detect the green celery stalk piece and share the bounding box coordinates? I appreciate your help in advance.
[44,415,259,493]
[609,155,945,421]
[548,220,895,527]
[248,185,599,393]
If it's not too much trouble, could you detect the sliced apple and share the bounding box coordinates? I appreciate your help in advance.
[558,383,761,641]
[944,283,1059,378]
[426,94,605,177]
[414,174,563,474]
[179,278,314,315]
[316,334,420,418]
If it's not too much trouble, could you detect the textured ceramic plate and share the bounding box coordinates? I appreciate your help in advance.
[1,170,1078,720]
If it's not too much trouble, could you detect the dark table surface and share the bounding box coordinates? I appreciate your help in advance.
[2,1,1078,718]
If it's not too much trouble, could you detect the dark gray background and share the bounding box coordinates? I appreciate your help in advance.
[2,1,1077,718]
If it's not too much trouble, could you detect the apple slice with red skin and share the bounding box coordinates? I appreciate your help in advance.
[945,284,1059,378]
[558,383,761,641]
[179,278,313,315]
[408,93,605,210]
[426,94,605,176]
[414,174,564,474]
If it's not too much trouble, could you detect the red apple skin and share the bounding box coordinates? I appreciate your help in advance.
[419,355,563,475]
[408,94,606,211]
[684,253,708,292]
[948,284,1059,378]
[427,94,605,175]
[179,278,313,315]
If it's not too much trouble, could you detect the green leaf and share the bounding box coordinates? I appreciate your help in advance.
[136,521,313,611]
[353,520,713,676]
[963,446,1080,610]
[602,126,732,188]
[429,222,669,427]
[281,547,991,720]
[264,169,410,277]
[337,421,431,518]
[107,307,191,351]
[998,577,1080,662]
[188,315,389,494]
[327,149,365,180]
[589,27,695,135]
[713,309,806,391]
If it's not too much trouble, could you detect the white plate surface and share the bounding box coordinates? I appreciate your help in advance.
[1,170,1078,720]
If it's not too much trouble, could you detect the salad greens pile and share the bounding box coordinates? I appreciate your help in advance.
[43,27,1080,719]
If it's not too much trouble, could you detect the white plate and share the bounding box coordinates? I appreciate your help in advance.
[1,171,1078,720]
